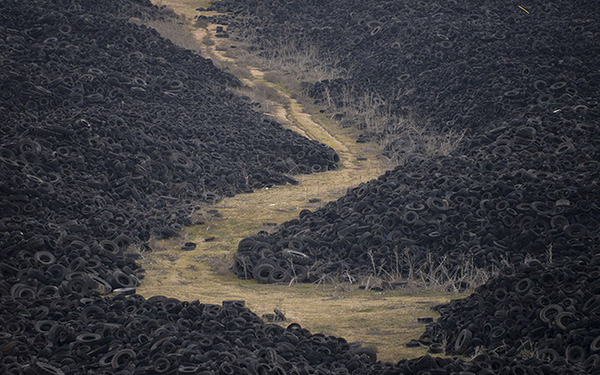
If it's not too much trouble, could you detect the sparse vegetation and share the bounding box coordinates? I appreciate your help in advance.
[206,254,234,274]
[131,16,203,52]
[135,0,472,362]
[211,25,466,164]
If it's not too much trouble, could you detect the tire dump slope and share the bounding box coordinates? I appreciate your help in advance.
[0,0,598,374]
[212,0,600,372]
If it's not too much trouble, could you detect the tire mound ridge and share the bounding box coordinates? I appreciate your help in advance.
[232,154,599,284]
[212,0,600,152]
[0,293,587,374]
[0,0,338,298]
[419,256,600,373]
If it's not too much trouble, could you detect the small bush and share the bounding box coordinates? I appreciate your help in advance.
[207,254,233,275]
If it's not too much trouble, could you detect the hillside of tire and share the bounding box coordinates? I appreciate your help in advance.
[214,0,600,371]
[219,0,600,286]
[1,0,599,373]
[0,0,338,298]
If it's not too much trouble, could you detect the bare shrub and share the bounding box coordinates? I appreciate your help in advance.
[225,25,466,162]
[355,247,497,293]
[238,82,289,114]
[207,254,233,275]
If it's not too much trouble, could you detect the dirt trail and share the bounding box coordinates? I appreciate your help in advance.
[137,1,459,361]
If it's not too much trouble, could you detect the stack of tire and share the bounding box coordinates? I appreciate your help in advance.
[419,255,600,373]
[2,291,588,374]
[218,0,600,284]
[214,1,600,373]
[212,0,600,149]
[231,154,599,284]
[0,295,380,374]
[0,0,338,301]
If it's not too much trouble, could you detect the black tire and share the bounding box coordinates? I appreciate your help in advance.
[565,346,585,364]
[269,267,291,283]
[351,347,377,362]
[111,270,135,288]
[454,329,473,354]
[554,312,573,331]
[34,251,56,266]
[181,242,196,251]
[253,262,275,284]
[591,335,600,353]
[112,349,136,370]
[428,343,443,354]
[539,304,563,324]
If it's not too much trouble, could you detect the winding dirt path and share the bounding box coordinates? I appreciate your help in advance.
[136,2,458,361]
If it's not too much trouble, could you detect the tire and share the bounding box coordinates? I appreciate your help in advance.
[181,242,196,251]
[539,304,563,324]
[591,335,600,353]
[565,346,585,364]
[454,329,473,354]
[34,251,56,266]
[111,270,135,288]
[111,349,136,370]
[268,267,291,283]
[351,347,377,362]
[253,262,275,284]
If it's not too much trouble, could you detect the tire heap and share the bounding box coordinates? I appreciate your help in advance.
[0,295,378,374]
[217,0,600,284]
[0,0,338,299]
[212,0,600,145]
[1,293,586,375]
[214,1,600,372]
[232,154,599,284]
[419,257,600,373]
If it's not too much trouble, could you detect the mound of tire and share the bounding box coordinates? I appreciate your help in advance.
[232,152,599,284]
[2,291,589,375]
[0,0,338,298]
[212,0,600,142]
[0,294,380,374]
[418,255,600,373]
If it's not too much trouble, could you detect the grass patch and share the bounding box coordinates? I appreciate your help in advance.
[140,0,467,362]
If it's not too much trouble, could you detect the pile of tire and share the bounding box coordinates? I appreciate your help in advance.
[0,0,338,299]
[374,354,585,375]
[214,2,600,372]
[0,294,380,374]
[212,0,600,145]
[231,153,599,284]
[418,255,600,373]
[3,291,588,375]
[219,0,600,279]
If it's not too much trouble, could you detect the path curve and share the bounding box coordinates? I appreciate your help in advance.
[136,2,455,362]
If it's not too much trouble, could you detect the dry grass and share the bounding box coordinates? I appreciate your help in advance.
[141,0,466,163]
[137,181,471,362]
[139,225,465,362]
[206,253,234,275]
[238,81,290,114]
[321,86,467,165]
[214,24,466,163]
[131,17,202,52]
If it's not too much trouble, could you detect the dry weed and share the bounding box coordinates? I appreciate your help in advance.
[225,27,466,163]
[206,254,233,275]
